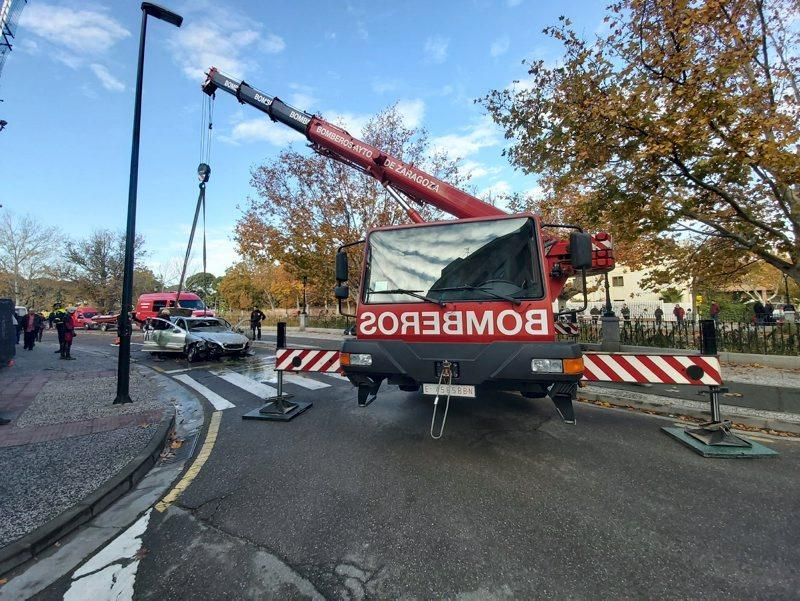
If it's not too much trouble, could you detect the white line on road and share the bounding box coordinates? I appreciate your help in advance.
[218,371,278,399]
[174,374,236,410]
[283,374,331,390]
[321,372,350,382]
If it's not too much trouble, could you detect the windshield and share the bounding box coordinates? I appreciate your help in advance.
[81,311,97,318]
[364,217,543,304]
[186,319,228,332]
[177,299,206,310]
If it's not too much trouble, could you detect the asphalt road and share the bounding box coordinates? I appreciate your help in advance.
[32,331,800,600]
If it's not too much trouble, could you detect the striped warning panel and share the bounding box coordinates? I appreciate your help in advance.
[275,348,341,372]
[555,322,579,336]
[582,353,722,386]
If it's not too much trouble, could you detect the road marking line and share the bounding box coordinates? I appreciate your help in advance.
[164,367,193,374]
[283,373,330,390]
[156,411,222,513]
[218,371,278,398]
[174,374,236,410]
[320,372,350,382]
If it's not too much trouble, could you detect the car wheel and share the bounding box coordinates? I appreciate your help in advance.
[187,345,201,363]
[83,323,90,330]
[100,323,108,332]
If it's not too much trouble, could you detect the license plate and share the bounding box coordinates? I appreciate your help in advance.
[422,383,476,398]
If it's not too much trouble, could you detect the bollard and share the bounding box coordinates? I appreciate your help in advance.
[699,319,717,356]
[276,321,286,350]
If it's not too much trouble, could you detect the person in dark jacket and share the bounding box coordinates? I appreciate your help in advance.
[250,307,266,340]
[52,306,67,355]
[753,300,765,324]
[654,306,664,327]
[61,307,76,359]
[22,308,42,350]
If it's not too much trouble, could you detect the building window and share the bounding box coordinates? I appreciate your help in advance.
[612,276,624,287]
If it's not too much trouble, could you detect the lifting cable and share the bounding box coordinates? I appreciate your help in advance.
[175,94,214,309]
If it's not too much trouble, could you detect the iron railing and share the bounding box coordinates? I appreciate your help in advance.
[560,318,800,355]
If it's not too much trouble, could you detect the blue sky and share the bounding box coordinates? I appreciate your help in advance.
[0,0,606,279]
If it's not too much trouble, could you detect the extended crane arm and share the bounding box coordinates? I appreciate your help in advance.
[202,67,503,221]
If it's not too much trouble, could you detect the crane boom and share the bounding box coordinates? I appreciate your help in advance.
[202,67,504,220]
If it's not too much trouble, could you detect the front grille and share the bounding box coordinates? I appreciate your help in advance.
[223,343,244,350]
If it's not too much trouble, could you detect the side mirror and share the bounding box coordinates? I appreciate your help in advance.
[335,250,349,282]
[570,232,593,270]
[334,285,350,300]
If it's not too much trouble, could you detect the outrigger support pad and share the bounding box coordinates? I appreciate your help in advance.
[682,385,751,447]
[242,368,312,422]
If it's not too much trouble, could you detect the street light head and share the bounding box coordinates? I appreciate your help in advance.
[142,2,183,27]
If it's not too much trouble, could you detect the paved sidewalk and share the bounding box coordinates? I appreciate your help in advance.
[0,334,175,574]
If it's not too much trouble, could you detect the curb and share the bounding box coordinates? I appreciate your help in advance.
[0,408,176,576]
[579,388,800,436]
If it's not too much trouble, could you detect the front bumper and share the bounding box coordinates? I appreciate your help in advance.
[340,339,582,392]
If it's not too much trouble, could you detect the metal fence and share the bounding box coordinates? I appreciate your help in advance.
[562,318,800,355]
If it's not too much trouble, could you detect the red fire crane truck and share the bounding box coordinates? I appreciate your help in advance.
[202,68,615,424]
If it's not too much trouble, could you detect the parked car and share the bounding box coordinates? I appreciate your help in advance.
[90,312,120,331]
[73,307,100,329]
[133,292,214,326]
[141,316,249,362]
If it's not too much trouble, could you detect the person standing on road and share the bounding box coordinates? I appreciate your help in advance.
[52,306,67,356]
[654,306,664,327]
[22,309,41,350]
[37,312,45,342]
[250,306,266,340]
[61,307,76,360]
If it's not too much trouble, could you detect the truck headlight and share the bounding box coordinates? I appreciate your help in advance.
[531,359,563,373]
[340,353,372,366]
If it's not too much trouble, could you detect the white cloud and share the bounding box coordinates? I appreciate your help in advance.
[430,116,501,159]
[167,5,285,80]
[490,36,510,58]
[396,99,425,128]
[287,83,318,111]
[459,160,502,180]
[261,33,286,54]
[424,36,449,64]
[19,4,130,56]
[326,111,371,136]
[480,180,512,198]
[90,64,124,92]
[372,78,400,94]
[224,118,305,145]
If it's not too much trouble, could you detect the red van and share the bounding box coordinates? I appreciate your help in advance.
[133,292,214,324]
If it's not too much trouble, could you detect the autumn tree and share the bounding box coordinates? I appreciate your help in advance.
[235,103,465,301]
[218,261,300,311]
[483,0,800,283]
[65,230,146,311]
[0,212,60,304]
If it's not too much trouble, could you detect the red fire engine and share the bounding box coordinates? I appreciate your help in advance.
[202,68,615,424]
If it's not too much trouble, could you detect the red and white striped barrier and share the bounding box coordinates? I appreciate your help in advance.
[275,348,341,373]
[555,322,579,336]
[582,353,722,386]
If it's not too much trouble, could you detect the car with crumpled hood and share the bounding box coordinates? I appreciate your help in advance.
[141,316,250,362]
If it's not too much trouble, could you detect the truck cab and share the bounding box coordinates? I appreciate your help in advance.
[336,214,589,420]
[133,292,215,325]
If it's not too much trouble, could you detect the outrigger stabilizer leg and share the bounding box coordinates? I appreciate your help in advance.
[684,385,751,447]
[357,378,382,407]
[550,382,577,425]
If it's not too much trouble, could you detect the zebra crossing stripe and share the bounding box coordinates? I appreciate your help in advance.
[174,374,236,410]
[582,353,722,385]
[217,371,278,398]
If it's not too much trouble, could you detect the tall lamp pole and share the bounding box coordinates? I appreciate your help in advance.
[784,273,791,307]
[603,272,614,317]
[115,3,183,404]
[302,276,308,315]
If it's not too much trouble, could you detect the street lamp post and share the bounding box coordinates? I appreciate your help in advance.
[784,273,791,307]
[603,272,614,317]
[115,3,183,405]
[302,276,308,315]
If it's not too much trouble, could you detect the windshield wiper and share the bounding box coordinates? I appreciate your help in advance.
[429,285,522,306]
[369,289,446,307]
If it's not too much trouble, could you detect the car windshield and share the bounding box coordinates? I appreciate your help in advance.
[364,217,543,304]
[177,299,206,310]
[82,312,97,318]
[185,319,228,332]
